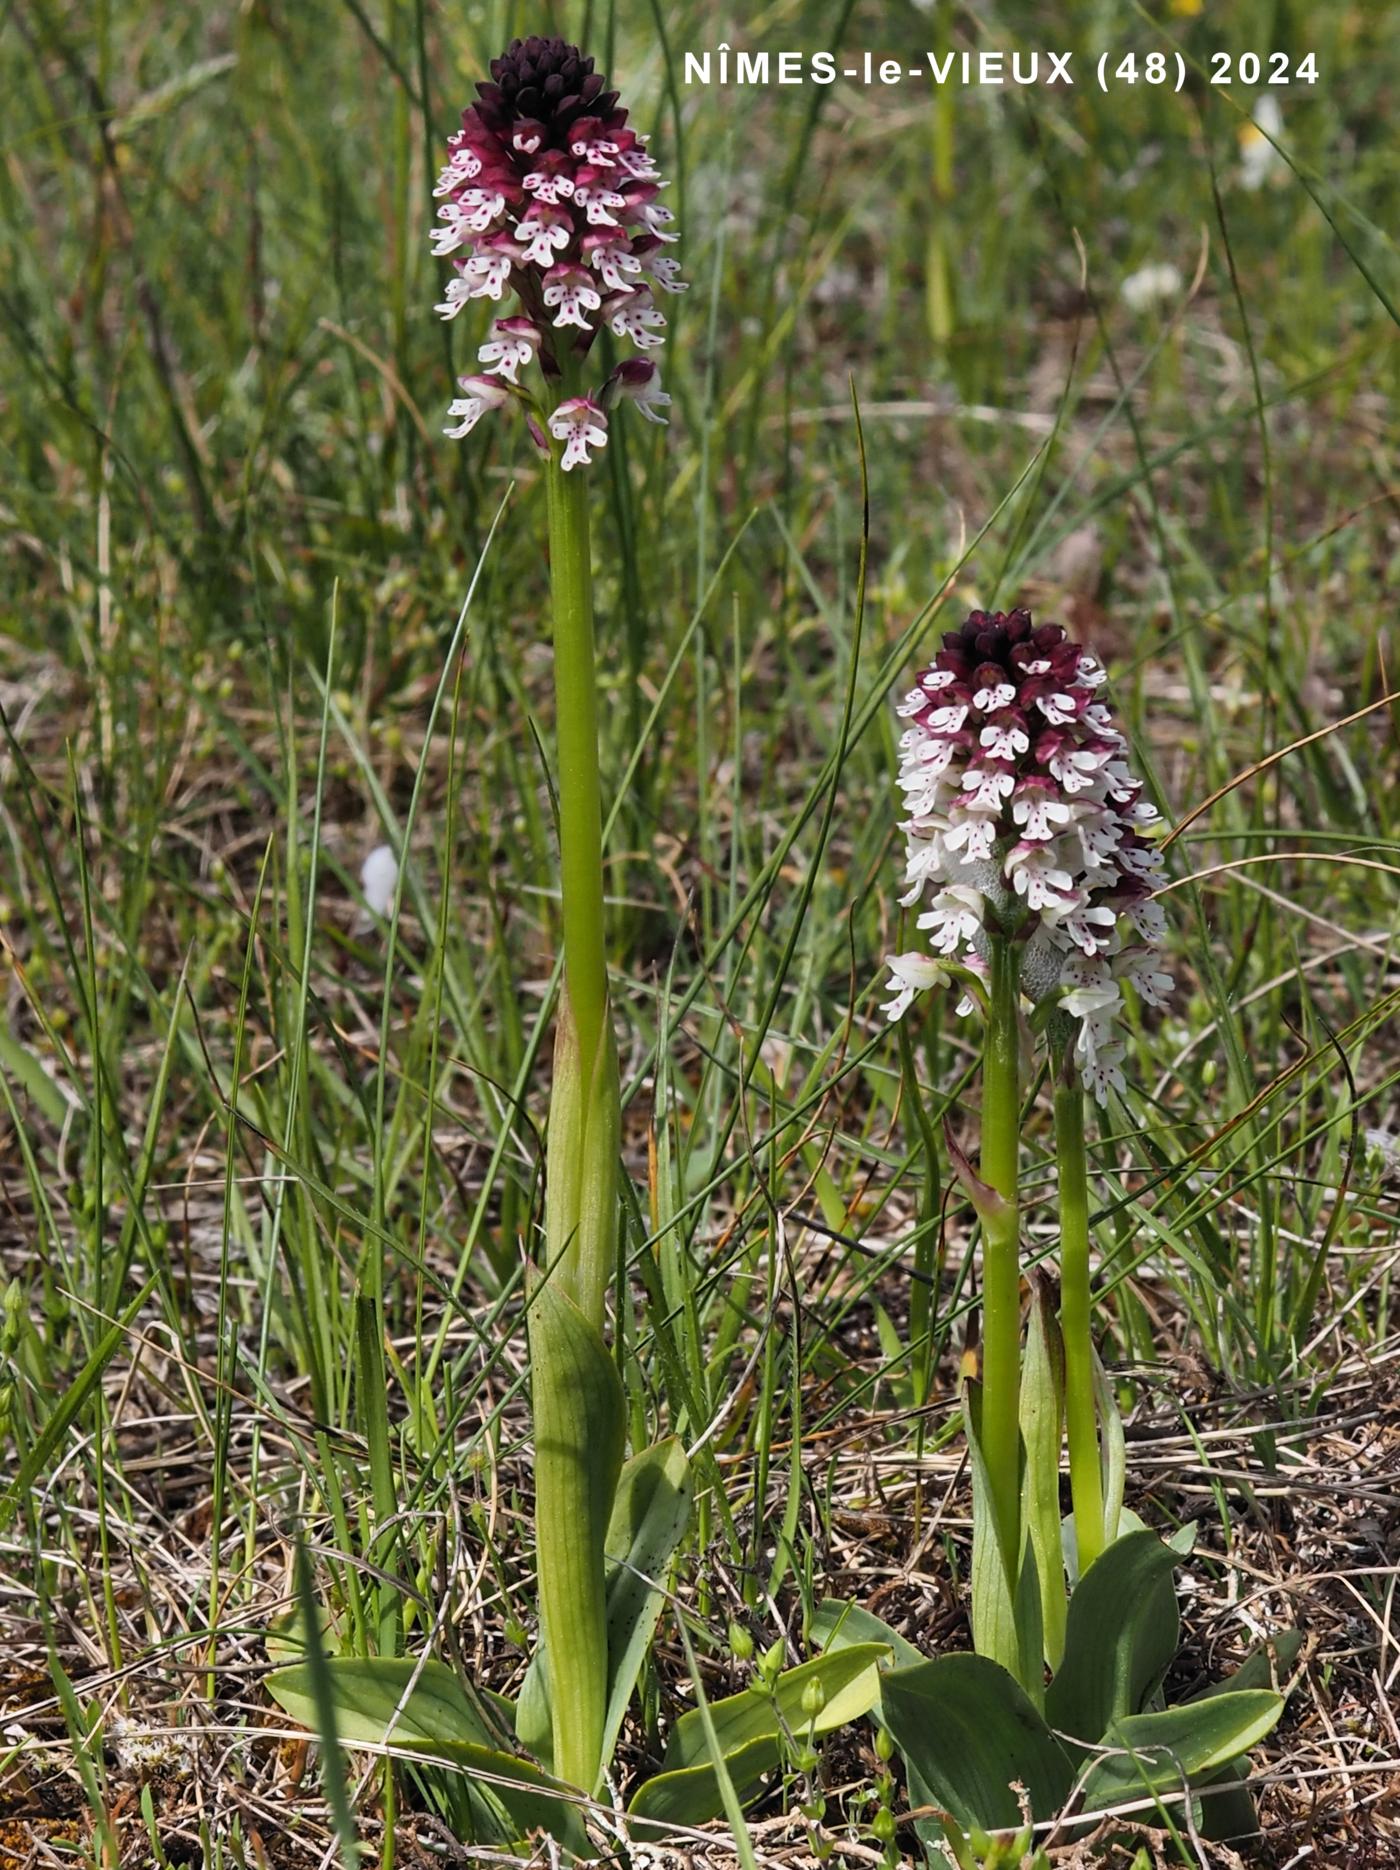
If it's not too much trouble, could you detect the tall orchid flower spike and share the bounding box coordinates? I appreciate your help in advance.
[887,605,1171,1101]
[432,37,694,1807]
[433,35,685,463]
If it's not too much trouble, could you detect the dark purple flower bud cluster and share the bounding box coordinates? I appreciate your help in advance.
[884,607,1172,1101]
[434,37,684,468]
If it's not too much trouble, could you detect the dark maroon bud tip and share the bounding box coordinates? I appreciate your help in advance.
[470,36,629,151]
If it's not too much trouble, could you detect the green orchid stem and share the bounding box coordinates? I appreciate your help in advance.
[1054,1058,1104,1573]
[543,449,617,1333]
[530,444,624,1796]
[979,936,1023,1575]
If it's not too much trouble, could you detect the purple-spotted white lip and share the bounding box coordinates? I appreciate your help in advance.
[433,37,686,465]
[547,396,608,471]
[443,375,512,439]
[883,606,1172,1103]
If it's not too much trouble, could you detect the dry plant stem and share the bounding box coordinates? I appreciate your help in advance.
[1055,1060,1104,1572]
[979,936,1023,1573]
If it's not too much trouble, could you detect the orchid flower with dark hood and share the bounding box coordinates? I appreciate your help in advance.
[434,36,684,468]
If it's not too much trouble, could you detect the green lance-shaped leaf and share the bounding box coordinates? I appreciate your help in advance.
[264,1597,346,1668]
[517,1436,692,1788]
[810,1598,923,1671]
[1185,1629,1303,1842]
[1046,1529,1180,1744]
[878,1653,1074,1834]
[964,1381,1043,1699]
[544,990,620,1334]
[527,1269,625,1795]
[513,1636,552,1770]
[1193,1758,1263,1844]
[1020,1273,1067,1671]
[627,1644,889,1830]
[1093,1345,1126,1548]
[661,1643,891,1769]
[263,1655,589,1854]
[627,1734,789,1832]
[1077,1690,1284,1814]
[600,1436,691,1772]
[1190,1627,1304,1702]
[266,1654,495,1750]
[1065,1503,1195,1587]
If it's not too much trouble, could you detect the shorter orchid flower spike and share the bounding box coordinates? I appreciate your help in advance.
[883,605,1173,1103]
[360,845,399,918]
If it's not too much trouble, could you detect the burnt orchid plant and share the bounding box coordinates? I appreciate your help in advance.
[263,40,886,1858]
[886,605,1173,1612]
[818,607,1293,1862]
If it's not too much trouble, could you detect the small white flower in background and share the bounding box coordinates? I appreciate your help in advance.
[1120,261,1183,313]
[108,1713,196,1778]
[882,606,1173,1104]
[361,845,399,918]
[1239,94,1284,190]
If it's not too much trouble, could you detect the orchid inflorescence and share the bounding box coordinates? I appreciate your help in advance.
[433,36,685,467]
[884,606,1172,1100]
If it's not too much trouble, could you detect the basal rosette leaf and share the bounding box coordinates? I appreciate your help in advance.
[878,1653,1074,1834]
[525,1268,626,1793]
[626,1644,889,1831]
[264,1655,589,1855]
[1077,1690,1284,1815]
[517,1435,692,1788]
[1046,1528,1180,1743]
